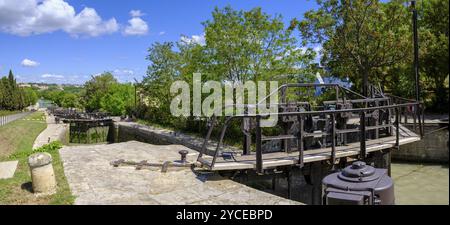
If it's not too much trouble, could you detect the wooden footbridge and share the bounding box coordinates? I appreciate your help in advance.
[197,83,424,174]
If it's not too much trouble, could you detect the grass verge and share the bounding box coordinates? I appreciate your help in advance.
[0,112,74,205]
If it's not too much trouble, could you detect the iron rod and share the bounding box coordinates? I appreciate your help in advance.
[255,115,263,174]
[360,111,367,159]
[331,113,336,166]
[412,0,420,103]
[297,115,304,168]
[395,107,400,148]
[197,115,216,159]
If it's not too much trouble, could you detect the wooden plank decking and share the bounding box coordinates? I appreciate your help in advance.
[199,125,420,171]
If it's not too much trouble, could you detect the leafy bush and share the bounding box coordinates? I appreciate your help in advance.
[32,141,63,154]
[9,141,63,160]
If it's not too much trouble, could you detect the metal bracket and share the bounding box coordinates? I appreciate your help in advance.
[110,159,192,173]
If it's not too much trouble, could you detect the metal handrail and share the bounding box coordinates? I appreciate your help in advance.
[197,101,422,173]
[386,93,425,136]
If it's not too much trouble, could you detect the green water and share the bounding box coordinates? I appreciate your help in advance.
[392,163,449,205]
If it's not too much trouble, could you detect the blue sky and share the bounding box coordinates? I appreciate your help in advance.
[0,0,319,84]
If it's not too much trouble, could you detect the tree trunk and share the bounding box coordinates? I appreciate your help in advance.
[362,69,369,97]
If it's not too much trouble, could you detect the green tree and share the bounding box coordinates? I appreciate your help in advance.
[100,83,135,116]
[142,6,316,127]
[142,42,181,123]
[203,6,314,83]
[23,88,39,107]
[0,70,26,111]
[60,93,81,109]
[81,72,135,115]
[418,0,449,112]
[83,72,118,112]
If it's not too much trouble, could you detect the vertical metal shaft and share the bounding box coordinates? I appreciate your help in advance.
[395,108,400,148]
[297,115,304,168]
[255,115,263,174]
[412,1,420,102]
[360,111,367,159]
[412,1,424,138]
[331,113,336,167]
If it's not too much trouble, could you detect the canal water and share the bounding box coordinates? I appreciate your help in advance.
[392,163,449,205]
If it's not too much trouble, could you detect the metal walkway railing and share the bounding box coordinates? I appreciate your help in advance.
[196,83,424,174]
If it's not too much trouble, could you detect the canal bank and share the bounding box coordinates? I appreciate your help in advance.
[394,121,448,163]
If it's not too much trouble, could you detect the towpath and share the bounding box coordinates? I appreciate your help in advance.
[32,112,67,149]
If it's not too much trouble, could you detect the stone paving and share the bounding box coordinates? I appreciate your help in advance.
[0,160,18,179]
[59,141,301,205]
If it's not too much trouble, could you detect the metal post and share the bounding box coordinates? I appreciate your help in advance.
[198,116,216,158]
[411,1,424,139]
[134,83,137,110]
[242,108,251,155]
[331,113,336,167]
[286,169,292,199]
[395,108,400,148]
[421,104,425,137]
[255,115,263,174]
[375,101,379,139]
[360,111,367,159]
[412,1,420,103]
[417,104,424,138]
[297,115,304,168]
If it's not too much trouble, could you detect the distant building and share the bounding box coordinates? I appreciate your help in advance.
[31,84,49,90]
[18,83,31,88]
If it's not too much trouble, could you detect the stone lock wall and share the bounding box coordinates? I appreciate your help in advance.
[393,124,449,163]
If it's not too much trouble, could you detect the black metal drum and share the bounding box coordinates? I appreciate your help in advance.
[322,161,395,205]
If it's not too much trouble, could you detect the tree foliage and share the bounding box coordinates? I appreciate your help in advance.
[294,0,448,111]
[417,0,449,111]
[0,70,38,111]
[141,6,316,128]
[203,6,315,82]
[293,0,411,95]
[82,72,135,116]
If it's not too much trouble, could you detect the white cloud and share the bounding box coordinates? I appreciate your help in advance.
[21,58,40,67]
[123,10,148,36]
[180,34,205,46]
[130,10,144,18]
[0,0,118,37]
[113,69,134,76]
[123,17,148,36]
[158,31,166,36]
[42,73,64,78]
[65,8,118,37]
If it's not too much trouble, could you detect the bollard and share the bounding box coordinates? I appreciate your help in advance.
[179,150,189,163]
[28,152,57,195]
